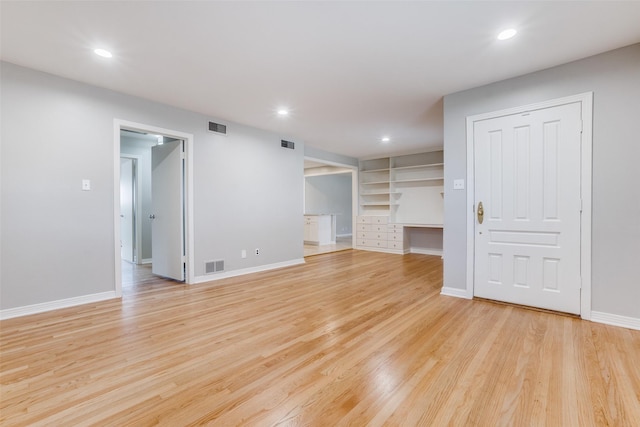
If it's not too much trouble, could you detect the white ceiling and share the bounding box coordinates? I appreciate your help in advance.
[2,1,639,159]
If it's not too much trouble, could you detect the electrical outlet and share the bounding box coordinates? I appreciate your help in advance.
[255,248,260,256]
[241,250,246,259]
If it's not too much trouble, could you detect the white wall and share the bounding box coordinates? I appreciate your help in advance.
[0,61,305,311]
[443,43,640,320]
[304,173,353,235]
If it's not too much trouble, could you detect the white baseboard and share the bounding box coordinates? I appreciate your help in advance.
[440,286,471,299]
[591,311,640,331]
[193,258,306,284]
[0,291,118,320]
[410,247,443,256]
[355,246,406,255]
[336,233,353,238]
[140,258,152,265]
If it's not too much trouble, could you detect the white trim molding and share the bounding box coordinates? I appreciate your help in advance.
[0,291,118,320]
[410,248,443,256]
[193,259,306,284]
[591,311,640,331]
[440,286,472,299]
[465,92,593,318]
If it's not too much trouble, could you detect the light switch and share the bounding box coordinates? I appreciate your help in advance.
[82,179,91,191]
[453,179,465,190]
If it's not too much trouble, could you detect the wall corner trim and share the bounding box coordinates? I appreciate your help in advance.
[0,291,118,320]
[440,286,472,299]
[590,311,640,331]
[193,258,306,284]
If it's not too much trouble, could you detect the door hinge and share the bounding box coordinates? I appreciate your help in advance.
[580,199,583,213]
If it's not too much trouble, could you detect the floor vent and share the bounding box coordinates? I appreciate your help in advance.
[209,121,227,135]
[205,260,225,274]
[281,140,295,149]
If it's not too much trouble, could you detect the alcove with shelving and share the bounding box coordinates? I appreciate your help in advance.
[357,150,444,255]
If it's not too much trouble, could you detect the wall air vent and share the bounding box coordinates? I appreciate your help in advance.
[205,260,225,274]
[281,140,295,149]
[208,121,227,135]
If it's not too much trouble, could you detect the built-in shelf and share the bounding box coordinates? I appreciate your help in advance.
[359,150,444,224]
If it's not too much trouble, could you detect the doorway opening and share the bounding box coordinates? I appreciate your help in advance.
[303,158,357,257]
[114,120,195,296]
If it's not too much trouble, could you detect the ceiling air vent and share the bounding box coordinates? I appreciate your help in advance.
[208,121,227,135]
[281,140,295,150]
[205,260,224,274]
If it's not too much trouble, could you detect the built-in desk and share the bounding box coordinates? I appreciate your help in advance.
[304,214,337,245]
[356,216,443,255]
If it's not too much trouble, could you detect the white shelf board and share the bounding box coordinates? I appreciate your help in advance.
[361,168,390,173]
[362,180,391,185]
[391,163,444,171]
[391,177,444,183]
[360,202,394,206]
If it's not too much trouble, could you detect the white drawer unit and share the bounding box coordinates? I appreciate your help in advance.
[388,232,403,242]
[357,215,388,225]
[356,216,391,252]
[357,239,388,249]
[371,216,388,225]
[355,217,411,254]
[357,231,387,240]
[388,240,405,250]
[356,223,371,232]
[357,216,372,224]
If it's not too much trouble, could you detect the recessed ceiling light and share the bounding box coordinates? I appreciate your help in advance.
[381,136,390,143]
[94,48,113,58]
[497,28,517,41]
[277,109,289,117]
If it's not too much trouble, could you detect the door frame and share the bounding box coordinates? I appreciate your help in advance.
[465,92,593,319]
[303,156,359,250]
[120,154,142,264]
[113,119,195,297]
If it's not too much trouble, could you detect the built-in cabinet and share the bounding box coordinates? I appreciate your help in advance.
[357,150,444,255]
[304,214,336,245]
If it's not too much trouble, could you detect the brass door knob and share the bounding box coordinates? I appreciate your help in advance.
[477,202,484,224]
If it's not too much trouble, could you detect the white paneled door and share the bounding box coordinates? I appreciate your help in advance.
[151,140,185,281]
[473,102,582,314]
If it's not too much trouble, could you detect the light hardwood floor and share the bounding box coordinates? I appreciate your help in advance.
[304,235,353,257]
[1,251,639,425]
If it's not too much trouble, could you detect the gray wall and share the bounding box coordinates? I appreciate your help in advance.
[443,43,640,319]
[120,134,155,261]
[305,173,353,235]
[1,61,304,310]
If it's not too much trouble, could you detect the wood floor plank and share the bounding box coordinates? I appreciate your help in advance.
[1,251,639,425]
